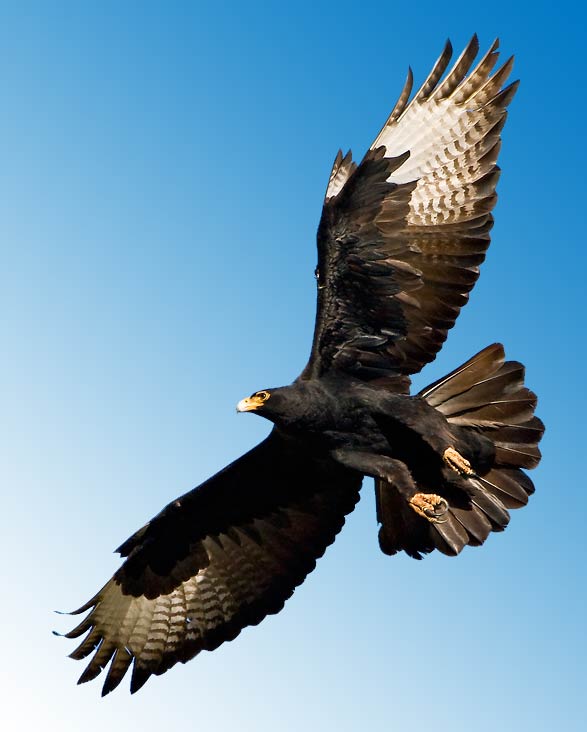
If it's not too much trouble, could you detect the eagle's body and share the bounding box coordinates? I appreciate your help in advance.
[61,36,544,695]
[249,378,472,472]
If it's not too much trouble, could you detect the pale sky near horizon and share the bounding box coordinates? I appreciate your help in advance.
[2,2,584,730]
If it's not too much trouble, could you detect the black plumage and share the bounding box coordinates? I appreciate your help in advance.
[61,35,544,695]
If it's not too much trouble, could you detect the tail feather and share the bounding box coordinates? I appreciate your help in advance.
[490,417,544,446]
[475,468,532,508]
[490,416,544,469]
[421,344,538,427]
[447,393,537,427]
[378,343,543,559]
[437,363,525,414]
[419,343,505,406]
[431,516,469,556]
[449,503,492,545]
[493,442,541,469]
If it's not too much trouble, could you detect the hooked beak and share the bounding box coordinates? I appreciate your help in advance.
[236,396,264,413]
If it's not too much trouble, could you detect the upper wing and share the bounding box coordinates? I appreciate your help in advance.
[301,36,517,387]
[62,431,361,695]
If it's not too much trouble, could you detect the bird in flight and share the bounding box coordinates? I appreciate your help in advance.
[60,35,544,696]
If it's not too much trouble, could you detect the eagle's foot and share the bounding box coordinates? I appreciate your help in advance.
[409,493,449,523]
[443,447,475,476]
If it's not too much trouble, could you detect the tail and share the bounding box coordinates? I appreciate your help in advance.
[378,344,544,558]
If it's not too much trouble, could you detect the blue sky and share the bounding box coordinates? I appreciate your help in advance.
[2,2,584,730]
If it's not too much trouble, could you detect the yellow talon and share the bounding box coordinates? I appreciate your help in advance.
[409,493,449,523]
[443,447,474,475]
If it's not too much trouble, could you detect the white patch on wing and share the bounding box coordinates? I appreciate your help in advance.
[325,149,356,201]
[366,36,514,226]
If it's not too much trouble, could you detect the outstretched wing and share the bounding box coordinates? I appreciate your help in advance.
[62,431,361,695]
[301,36,517,387]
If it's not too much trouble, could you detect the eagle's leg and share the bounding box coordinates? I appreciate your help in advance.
[331,449,415,492]
[374,397,476,478]
[331,449,447,523]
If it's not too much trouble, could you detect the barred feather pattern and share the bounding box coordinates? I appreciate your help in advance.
[325,149,357,201]
[62,434,361,695]
[373,35,518,369]
[304,36,519,382]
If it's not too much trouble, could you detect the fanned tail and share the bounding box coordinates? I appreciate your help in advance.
[379,344,544,558]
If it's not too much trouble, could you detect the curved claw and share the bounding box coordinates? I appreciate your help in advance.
[409,493,449,523]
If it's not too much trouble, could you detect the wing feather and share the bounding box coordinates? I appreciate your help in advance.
[302,38,518,383]
[62,432,361,695]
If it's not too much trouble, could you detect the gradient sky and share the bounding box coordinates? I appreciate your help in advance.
[2,2,584,730]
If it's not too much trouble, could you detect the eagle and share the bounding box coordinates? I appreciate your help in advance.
[61,35,544,696]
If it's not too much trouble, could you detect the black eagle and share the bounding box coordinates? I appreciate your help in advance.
[61,36,544,695]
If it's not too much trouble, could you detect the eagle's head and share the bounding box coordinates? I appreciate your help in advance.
[236,383,330,430]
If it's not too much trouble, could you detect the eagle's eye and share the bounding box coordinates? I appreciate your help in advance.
[255,390,270,402]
